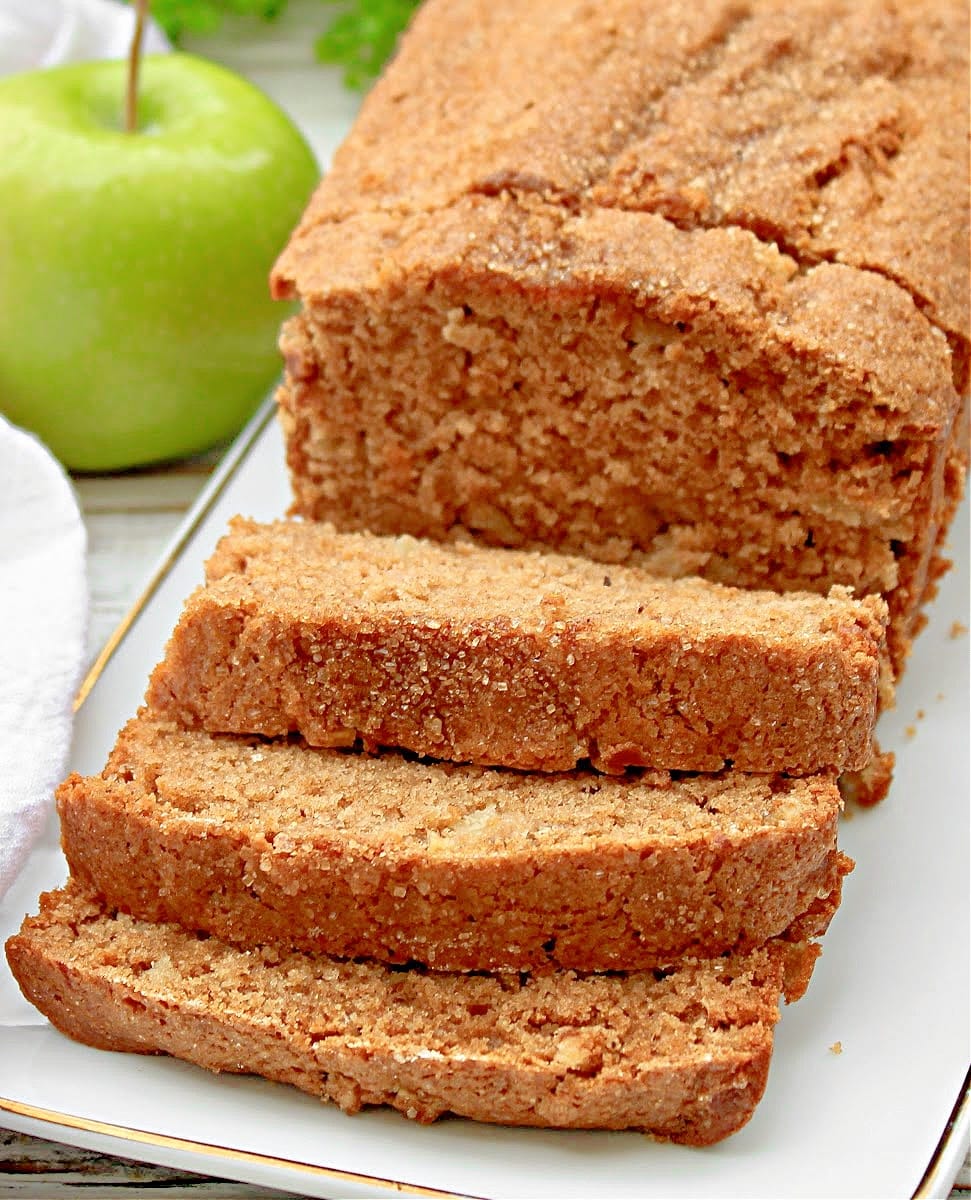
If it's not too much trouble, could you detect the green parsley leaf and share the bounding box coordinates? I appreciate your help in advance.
[143,0,288,42]
[128,1,418,89]
[315,1,419,90]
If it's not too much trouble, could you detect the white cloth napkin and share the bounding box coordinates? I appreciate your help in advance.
[0,0,169,78]
[0,0,169,900]
[0,418,87,900]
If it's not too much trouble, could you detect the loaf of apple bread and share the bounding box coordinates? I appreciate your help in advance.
[272,0,969,672]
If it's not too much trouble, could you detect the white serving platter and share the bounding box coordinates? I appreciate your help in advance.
[1,398,968,1200]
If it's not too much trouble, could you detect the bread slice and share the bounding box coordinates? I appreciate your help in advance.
[146,518,888,775]
[271,0,968,672]
[5,883,820,1144]
[58,711,850,973]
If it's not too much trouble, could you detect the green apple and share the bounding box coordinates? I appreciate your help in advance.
[0,54,318,471]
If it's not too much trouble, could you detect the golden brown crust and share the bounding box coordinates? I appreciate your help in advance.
[272,0,969,673]
[275,0,969,355]
[57,711,851,972]
[5,884,808,1145]
[146,519,886,775]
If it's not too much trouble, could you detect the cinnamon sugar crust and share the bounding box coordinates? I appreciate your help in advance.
[5,884,819,1144]
[58,711,851,973]
[272,0,969,671]
[146,519,888,775]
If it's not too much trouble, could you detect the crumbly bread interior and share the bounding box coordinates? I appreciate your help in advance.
[204,517,888,642]
[5,884,813,1143]
[147,518,887,774]
[57,711,850,971]
[277,226,960,673]
[94,713,842,854]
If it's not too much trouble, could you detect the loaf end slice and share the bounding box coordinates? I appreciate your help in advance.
[6,884,813,1145]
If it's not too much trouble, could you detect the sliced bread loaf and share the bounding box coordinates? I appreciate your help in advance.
[146,518,888,775]
[5,883,819,1144]
[58,711,850,973]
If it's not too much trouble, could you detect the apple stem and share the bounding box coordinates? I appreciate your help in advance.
[125,0,150,134]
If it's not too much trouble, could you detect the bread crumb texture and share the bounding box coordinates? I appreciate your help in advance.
[6,884,819,1145]
[146,519,888,775]
[57,710,850,972]
[837,742,895,809]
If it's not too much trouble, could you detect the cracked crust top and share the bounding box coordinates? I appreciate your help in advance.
[273,0,969,380]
